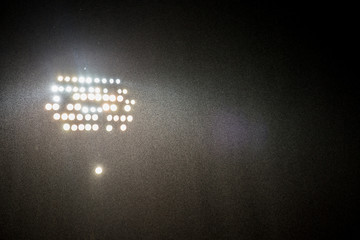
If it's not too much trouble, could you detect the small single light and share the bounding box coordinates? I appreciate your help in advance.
[92,114,98,121]
[107,115,112,121]
[116,79,120,84]
[88,93,95,101]
[85,114,91,121]
[95,167,102,174]
[51,85,58,92]
[52,103,60,111]
[66,86,72,92]
[110,104,117,111]
[127,115,133,122]
[78,124,85,131]
[59,86,64,92]
[103,94,109,101]
[89,87,94,93]
[80,93,87,101]
[63,123,70,131]
[53,113,60,120]
[103,103,110,111]
[73,93,80,100]
[86,77,92,84]
[94,78,100,83]
[58,76,64,81]
[68,113,75,121]
[71,124,77,131]
[65,76,70,82]
[113,115,119,122]
[79,87,86,93]
[120,124,127,131]
[92,124,99,131]
[95,94,102,101]
[72,77,78,82]
[67,104,74,111]
[90,107,96,113]
[74,103,81,111]
[82,107,89,113]
[103,88,108,93]
[102,78,107,84]
[97,107,103,113]
[125,99,130,104]
[72,86,79,92]
[131,100,136,105]
[117,95,123,102]
[123,89,128,94]
[79,77,85,83]
[95,87,100,93]
[85,124,91,131]
[117,89,122,94]
[106,125,113,131]
[120,115,126,122]
[109,95,116,102]
[109,79,114,84]
[77,114,83,121]
[124,105,131,112]
[61,113,68,120]
[45,103,52,110]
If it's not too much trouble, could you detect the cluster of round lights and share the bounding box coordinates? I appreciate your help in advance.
[46,75,135,132]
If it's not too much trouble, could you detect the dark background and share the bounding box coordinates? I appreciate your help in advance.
[0,1,358,239]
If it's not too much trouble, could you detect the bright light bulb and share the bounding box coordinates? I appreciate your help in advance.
[124,105,131,112]
[45,103,52,110]
[109,95,116,102]
[80,93,87,101]
[92,114,98,121]
[106,125,113,131]
[125,99,129,104]
[59,86,64,92]
[116,79,120,84]
[110,104,117,111]
[127,115,133,122]
[65,76,70,82]
[113,115,119,122]
[79,87,85,93]
[117,96,123,102]
[120,124,127,131]
[82,107,89,113]
[72,87,79,92]
[103,103,110,111]
[107,115,112,121]
[95,167,102,174]
[117,89,122,94]
[89,87,94,93]
[131,100,136,105]
[109,79,114,84]
[63,123,70,131]
[52,104,60,111]
[77,114,83,121]
[78,124,85,131]
[66,86,72,92]
[95,87,100,93]
[90,107,96,113]
[79,77,85,83]
[74,103,81,111]
[85,114,91,121]
[102,78,107,84]
[120,115,126,122]
[61,113,68,120]
[68,113,75,121]
[51,85,58,92]
[95,94,102,101]
[103,88,108,93]
[57,76,63,81]
[86,77,92,84]
[67,104,74,111]
[72,77,78,82]
[85,124,91,131]
[103,94,109,101]
[123,89,128,94]
[94,78,100,83]
[53,113,60,120]
[73,93,80,100]
[97,107,102,113]
[88,93,95,101]
[71,124,77,131]
[92,124,99,131]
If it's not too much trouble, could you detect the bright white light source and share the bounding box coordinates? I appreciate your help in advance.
[120,115,126,122]
[102,94,109,101]
[90,107,96,113]
[66,86,72,92]
[67,104,74,111]
[103,103,110,111]
[80,93,87,101]
[79,77,85,83]
[97,107,103,113]
[92,114,98,121]
[51,85,58,92]
[124,105,131,112]
[45,103,52,110]
[73,93,80,100]
[72,77,78,82]
[125,99,130,104]
[107,115,112,121]
[109,95,116,102]
[72,87,79,92]
[102,78,107,84]
[53,113,60,120]
[74,103,81,111]
[77,114,83,121]
[120,124,127,131]
[86,77,92,84]
[82,107,89,113]
[123,89,128,94]
[78,124,85,131]
[117,95,123,102]
[103,88,108,93]
[61,113,68,120]
[52,104,60,111]
[117,89,122,94]
[127,115,133,122]
[113,115,119,122]
[131,100,136,105]
[79,87,86,93]
[110,104,117,111]
[68,113,75,121]
[92,124,99,131]
[95,87,100,93]
[85,114,91,121]
[106,125,113,131]
[116,79,120,84]
[85,124,91,131]
[89,87,94,93]
[57,76,63,81]
[59,86,64,92]
[109,79,114,84]
[94,78,100,83]
[95,167,102,174]
[63,123,70,131]
[71,124,77,131]
[65,76,70,82]
[88,93,95,101]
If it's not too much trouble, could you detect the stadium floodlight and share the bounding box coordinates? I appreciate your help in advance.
[95,166,102,174]
[45,74,135,132]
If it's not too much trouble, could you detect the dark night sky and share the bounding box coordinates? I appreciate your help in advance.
[0,1,358,239]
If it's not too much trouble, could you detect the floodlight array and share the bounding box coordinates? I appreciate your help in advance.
[45,75,136,132]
